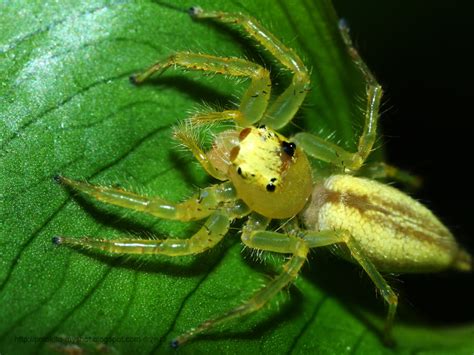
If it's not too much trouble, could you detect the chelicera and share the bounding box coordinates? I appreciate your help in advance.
[54,6,472,347]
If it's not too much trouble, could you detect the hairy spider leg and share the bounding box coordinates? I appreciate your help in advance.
[54,175,251,256]
[293,19,383,172]
[55,176,237,221]
[172,122,229,180]
[187,110,244,125]
[172,213,310,347]
[357,162,422,190]
[190,7,311,130]
[240,228,397,344]
[54,212,231,257]
[304,230,398,344]
[131,53,271,126]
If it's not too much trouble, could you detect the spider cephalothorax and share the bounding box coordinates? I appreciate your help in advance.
[208,125,313,219]
[54,6,472,348]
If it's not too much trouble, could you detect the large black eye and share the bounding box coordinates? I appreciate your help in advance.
[266,183,276,192]
[282,141,296,157]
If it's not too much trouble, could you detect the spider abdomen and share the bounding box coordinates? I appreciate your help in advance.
[301,174,470,273]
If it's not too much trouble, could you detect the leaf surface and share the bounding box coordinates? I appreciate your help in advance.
[1,0,473,354]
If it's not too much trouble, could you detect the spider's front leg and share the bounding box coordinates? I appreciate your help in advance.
[294,20,382,172]
[55,176,236,221]
[131,52,271,126]
[190,6,311,130]
[54,212,230,256]
[54,177,250,256]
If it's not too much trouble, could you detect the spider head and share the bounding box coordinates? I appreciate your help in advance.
[209,126,313,219]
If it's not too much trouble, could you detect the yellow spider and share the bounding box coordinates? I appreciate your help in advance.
[53,6,472,347]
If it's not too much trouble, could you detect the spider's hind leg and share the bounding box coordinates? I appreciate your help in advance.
[303,229,398,345]
[241,227,398,345]
[357,162,422,190]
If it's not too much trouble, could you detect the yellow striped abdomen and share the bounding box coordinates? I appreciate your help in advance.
[301,175,469,273]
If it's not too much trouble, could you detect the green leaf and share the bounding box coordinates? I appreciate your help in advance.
[1,0,473,354]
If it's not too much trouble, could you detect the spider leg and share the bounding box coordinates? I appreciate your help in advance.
[241,227,397,344]
[293,20,382,172]
[190,7,310,130]
[171,213,309,348]
[339,19,382,167]
[357,162,422,190]
[172,122,229,180]
[131,52,271,125]
[54,212,231,257]
[303,229,397,344]
[55,176,238,221]
[188,109,244,126]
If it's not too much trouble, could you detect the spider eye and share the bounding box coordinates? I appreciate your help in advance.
[266,183,276,192]
[281,141,296,157]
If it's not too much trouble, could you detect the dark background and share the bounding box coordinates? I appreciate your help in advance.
[332,0,474,323]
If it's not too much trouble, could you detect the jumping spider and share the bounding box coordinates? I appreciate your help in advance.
[54,6,472,347]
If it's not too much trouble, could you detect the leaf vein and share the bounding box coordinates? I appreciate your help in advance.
[0,2,127,55]
[0,200,69,294]
[86,123,172,180]
[1,71,135,152]
[38,262,116,350]
[151,243,235,352]
[286,296,328,354]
